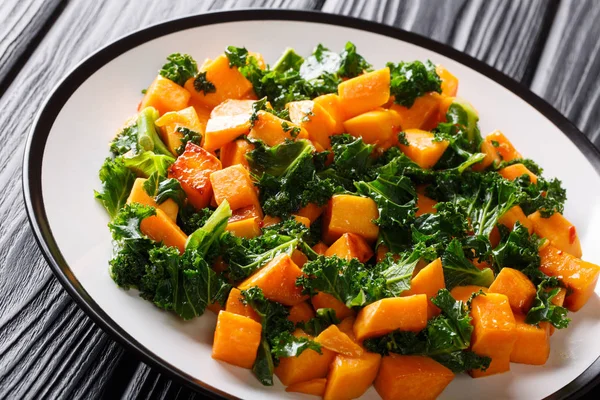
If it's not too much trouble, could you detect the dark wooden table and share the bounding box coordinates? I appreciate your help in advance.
[1,0,599,398]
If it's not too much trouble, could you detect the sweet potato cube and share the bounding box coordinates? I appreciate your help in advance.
[286,378,327,396]
[312,292,355,320]
[275,329,336,385]
[261,215,281,228]
[225,217,261,238]
[374,355,454,400]
[293,215,311,228]
[450,285,488,303]
[316,324,363,357]
[296,203,326,223]
[338,67,391,118]
[436,65,459,97]
[212,310,262,369]
[247,110,298,146]
[127,178,178,222]
[499,163,538,184]
[403,258,445,319]
[325,233,374,263]
[204,99,257,151]
[291,249,309,268]
[220,139,254,168]
[140,75,190,116]
[312,242,329,256]
[399,129,449,169]
[184,54,253,109]
[354,295,428,341]
[168,142,221,209]
[472,139,501,171]
[288,301,315,324]
[225,287,260,322]
[539,244,600,311]
[488,268,536,312]
[469,293,516,377]
[337,316,357,340]
[288,100,337,149]
[140,208,188,254]
[324,352,382,400]
[314,93,345,134]
[343,108,402,146]
[391,93,442,131]
[238,254,307,306]
[323,195,379,244]
[228,204,262,223]
[510,313,550,365]
[498,205,533,234]
[485,130,522,161]
[415,193,438,217]
[155,106,206,155]
[210,164,259,211]
[529,211,582,258]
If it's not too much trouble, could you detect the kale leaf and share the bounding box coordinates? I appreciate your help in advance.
[387,60,442,107]
[94,157,136,219]
[441,239,494,290]
[297,308,340,336]
[159,53,198,86]
[526,279,570,329]
[193,71,216,94]
[176,127,202,156]
[110,123,139,155]
[224,46,248,68]
[337,41,372,78]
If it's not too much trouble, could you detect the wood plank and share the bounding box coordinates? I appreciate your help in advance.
[0,0,64,94]
[0,1,321,399]
[321,0,557,83]
[530,0,600,146]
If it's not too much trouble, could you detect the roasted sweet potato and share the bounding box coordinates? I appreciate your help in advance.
[140,75,190,115]
[288,301,315,324]
[343,108,402,146]
[210,164,260,211]
[225,287,260,322]
[225,217,261,238]
[449,285,488,303]
[403,258,445,319]
[485,130,522,161]
[291,249,309,268]
[499,163,538,184]
[325,233,374,263]
[324,352,382,400]
[313,93,345,134]
[212,310,262,369]
[415,193,438,217]
[288,100,337,149]
[316,324,364,357]
[338,67,391,118]
[248,110,301,146]
[127,178,178,222]
[391,93,442,131]
[488,268,536,313]
[203,99,256,151]
[472,139,500,171]
[220,139,254,169]
[140,208,188,254]
[323,195,379,244]
[312,242,329,256]
[510,313,550,365]
[529,211,582,258]
[285,378,327,396]
[296,203,326,223]
[311,292,355,320]
[155,106,206,155]
[498,205,533,234]
[436,65,459,97]
[399,129,449,169]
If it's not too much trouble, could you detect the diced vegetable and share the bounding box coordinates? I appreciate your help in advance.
[140,208,187,254]
[449,285,488,303]
[212,310,262,369]
[285,378,327,396]
[140,75,191,115]
[415,192,438,217]
[374,355,454,400]
[472,138,500,171]
[499,163,538,184]
[338,67,391,118]
[325,232,374,263]
[288,301,316,324]
[225,217,261,238]
[204,99,256,151]
[155,106,206,156]
[313,93,345,134]
[323,352,382,400]
[497,205,533,234]
[403,258,445,319]
[312,292,355,320]
[391,93,442,131]
[399,129,449,169]
[288,100,337,149]
[529,211,582,258]
[485,130,522,161]
[127,178,178,222]
[296,203,326,223]
[210,164,260,211]
[291,249,309,267]
[225,287,261,322]
[488,268,536,313]
[510,313,550,365]
[316,324,363,357]
[436,65,459,97]
[220,139,254,168]
[323,195,380,244]
[343,108,402,146]
[312,242,329,256]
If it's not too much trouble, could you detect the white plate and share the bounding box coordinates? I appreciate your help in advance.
[23,10,600,400]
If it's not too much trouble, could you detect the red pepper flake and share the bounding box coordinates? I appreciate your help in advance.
[569,226,577,244]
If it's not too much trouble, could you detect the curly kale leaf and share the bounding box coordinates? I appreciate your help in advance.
[337,41,372,78]
[297,308,340,336]
[526,279,570,329]
[177,206,214,235]
[159,53,198,86]
[224,46,248,68]
[94,157,136,219]
[110,124,139,156]
[441,239,494,290]
[193,71,216,94]
[492,222,546,283]
[175,127,202,156]
[387,60,442,107]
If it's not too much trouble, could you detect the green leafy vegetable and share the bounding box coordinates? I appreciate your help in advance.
[441,240,494,290]
[186,200,231,253]
[110,123,138,155]
[492,222,544,282]
[338,41,372,78]
[94,157,136,219]
[387,60,441,107]
[526,279,570,329]
[176,127,201,156]
[137,107,173,156]
[159,53,198,86]
[297,308,340,336]
[224,46,248,68]
[193,71,216,94]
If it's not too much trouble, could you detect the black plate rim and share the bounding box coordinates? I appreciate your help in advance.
[22,8,600,400]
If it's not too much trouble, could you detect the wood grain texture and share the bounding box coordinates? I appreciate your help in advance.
[531,0,600,147]
[0,0,599,399]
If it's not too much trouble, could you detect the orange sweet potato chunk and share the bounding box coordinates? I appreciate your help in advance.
[140,208,187,254]
[296,203,326,223]
[291,249,309,268]
[436,65,459,97]
[469,293,517,377]
[314,93,345,134]
[529,211,582,258]
[312,242,329,256]
[184,54,253,109]
[485,130,522,162]
[247,110,299,146]
[324,352,382,400]
[212,310,262,369]
[228,204,262,223]
[312,292,355,320]
[316,324,364,357]
[220,139,254,168]
[488,268,536,313]
[338,67,391,118]
[498,205,533,234]
[225,287,260,322]
[449,285,488,303]
[275,330,336,386]
[354,295,428,341]
[288,100,337,149]
[374,355,454,400]
[203,99,256,151]
[140,75,191,116]
[325,233,374,263]
[510,313,551,365]
[225,217,261,238]
[399,129,449,169]
[499,163,538,184]
[343,108,402,146]
[238,254,307,306]
[391,93,442,131]
[472,139,501,172]
[210,164,259,211]
[288,301,315,324]
[127,178,178,222]
[539,244,600,311]
[293,215,312,228]
[168,142,221,209]
[403,258,445,319]
[415,193,438,217]
[323,195,380,244]
[286,378,327,396]
[155,106,206,155]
